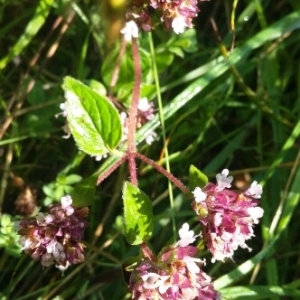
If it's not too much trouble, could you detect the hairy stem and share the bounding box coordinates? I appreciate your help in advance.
[127,37,142,186]
[97,154,128,185]
[134,152,189,194]
[140,242,156,262]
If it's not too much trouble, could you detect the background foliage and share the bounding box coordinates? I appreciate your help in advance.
[0,0,300,299]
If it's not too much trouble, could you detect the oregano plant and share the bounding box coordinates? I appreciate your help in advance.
[14,1,265,299]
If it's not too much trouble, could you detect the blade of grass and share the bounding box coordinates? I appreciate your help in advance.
[148,32,176,241]
[0,0,54,69]
[220,285,300,299]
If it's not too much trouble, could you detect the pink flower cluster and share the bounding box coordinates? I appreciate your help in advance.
[129,223,220,300]
[192,169,264,262]
[121,0,201,40]
[150,0,200,33]
[15,195,88,271]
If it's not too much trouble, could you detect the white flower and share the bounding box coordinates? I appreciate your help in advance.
[245,181,263,199]
[56,261,70,271]
[172,16,187,34]
[216,169,233,191]
[213,212,223,227]
[192,187,207,203]
[210,233,231,263]
[59,103,68,116]
[181,287,199,300]
[145,131,158,145]
[120,20,139,41]
[138,98,152,114]
[182,256,205,274]
[55,102,68,118]
[61,195,73,209]
[177,223,197,247]
[141,273,170,290]
[247,206,264,224]
[93,153,108,161]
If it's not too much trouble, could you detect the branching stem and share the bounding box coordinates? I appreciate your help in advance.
[134,152,189,194]
[97,155,128,185]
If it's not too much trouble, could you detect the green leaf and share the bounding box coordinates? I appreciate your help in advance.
[86,79,107,96]
[140,84,156,100]
[167,46,185,58]
[188,165,209,190]
[154,51,174,72]
[42,184,54,198]
[116,82,133,103]
[123,181,153,245]
[70,175,97,207]
[63,76,122,156]
[62,185,73,195]
[172,29,198,53]
[54,185,65,200]
[64,174,82,185]
[0,214,12,227]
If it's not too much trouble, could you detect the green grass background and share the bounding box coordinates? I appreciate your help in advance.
[0,0,300,299]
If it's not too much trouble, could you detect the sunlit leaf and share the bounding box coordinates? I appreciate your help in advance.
[123,181,153,245]
[189,165,209,190]
[63,76,122,156]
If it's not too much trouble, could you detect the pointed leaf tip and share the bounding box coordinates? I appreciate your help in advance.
[63,76,122,156]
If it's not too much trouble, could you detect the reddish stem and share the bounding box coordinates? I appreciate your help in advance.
[127,37,142,186]
[128,152,137,185]
[140,242,156,262]
[109,39,126,98]
[97,155,128,185]
[134,152,189,193]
